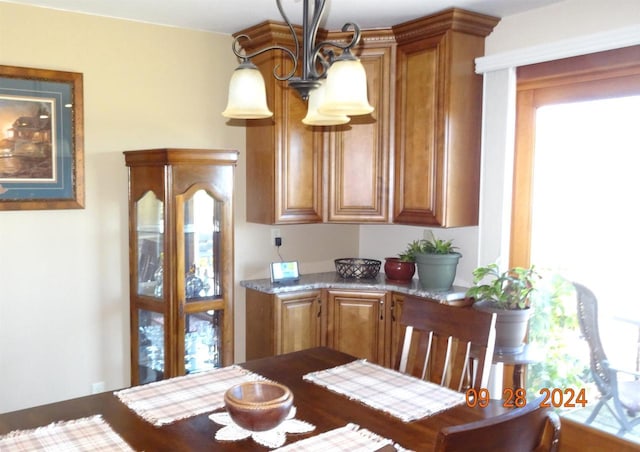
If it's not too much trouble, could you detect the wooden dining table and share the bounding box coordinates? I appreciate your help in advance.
[0,347,507,451]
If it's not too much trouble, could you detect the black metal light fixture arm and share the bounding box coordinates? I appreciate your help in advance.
[230,0,362,100]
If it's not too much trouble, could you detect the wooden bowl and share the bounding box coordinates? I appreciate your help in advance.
[224,381,293,431]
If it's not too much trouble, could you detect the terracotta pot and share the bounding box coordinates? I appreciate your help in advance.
[384,257,416,283]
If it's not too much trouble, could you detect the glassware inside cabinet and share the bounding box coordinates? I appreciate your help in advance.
[183,189,222,301]
[184,310,222,374]
[138,309,165,384]
[136,191,164,299]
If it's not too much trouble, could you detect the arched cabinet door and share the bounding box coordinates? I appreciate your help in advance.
[124,148,238,385]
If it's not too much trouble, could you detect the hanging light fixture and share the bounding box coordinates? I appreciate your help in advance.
[222,0,373,125]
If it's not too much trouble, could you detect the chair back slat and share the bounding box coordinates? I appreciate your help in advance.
[439,336,453,387]
[455,340,472,392]
[395,296,496,392]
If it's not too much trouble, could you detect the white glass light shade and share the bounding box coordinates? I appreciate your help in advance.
[222,62,273,119]
[319,55,374,116]
[302,81,350,126]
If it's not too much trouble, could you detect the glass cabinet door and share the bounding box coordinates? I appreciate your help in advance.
[183,189,221,300]
[137,309,165,384]
[180,188,224,373]
[185,310,222,373]
[136,191,164,299]
[135,191,165,384]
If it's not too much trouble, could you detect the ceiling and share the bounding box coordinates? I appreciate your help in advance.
[2,0,563,34]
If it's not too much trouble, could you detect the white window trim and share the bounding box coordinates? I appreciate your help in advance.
[475,25,640,74]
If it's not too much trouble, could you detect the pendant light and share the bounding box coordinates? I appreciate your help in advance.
[302,80,349,126]
[222,60,273,119]
[223,0,373,124]
[318,50,373,116]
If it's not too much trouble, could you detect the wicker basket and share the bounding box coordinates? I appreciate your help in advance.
[334,258,381,279]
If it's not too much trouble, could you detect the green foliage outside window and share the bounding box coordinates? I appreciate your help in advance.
[526,272,591,399]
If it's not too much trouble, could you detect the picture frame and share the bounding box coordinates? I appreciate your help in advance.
[0,65,84,210]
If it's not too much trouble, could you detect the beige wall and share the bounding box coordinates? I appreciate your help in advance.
[485,0,640,55]
[0,2,359,413]
[0,2,241,412]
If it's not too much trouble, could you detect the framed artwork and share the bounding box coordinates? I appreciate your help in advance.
[0,65,84,210]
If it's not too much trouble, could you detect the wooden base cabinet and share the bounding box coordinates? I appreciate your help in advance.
[389,293,406,368]
[247,288,397,366]
[124,149,237,385]
[245,289,324,361]
[245,288,467,371]
[326,290,387,365]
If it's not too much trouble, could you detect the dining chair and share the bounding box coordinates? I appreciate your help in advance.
[574,282,640,435]
[433,396,561,452]
[395,295,496,392]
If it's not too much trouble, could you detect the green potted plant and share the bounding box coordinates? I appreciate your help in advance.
[413,232,461,291]
[466,263,541,353]
[383,240,421,283]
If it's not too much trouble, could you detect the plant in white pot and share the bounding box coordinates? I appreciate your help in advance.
[466,263,541,354]
[413,232,461,291]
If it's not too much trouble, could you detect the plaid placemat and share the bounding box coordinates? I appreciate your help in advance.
[114,365,265,426]
[303,360,465,422]
[0,415,134,451]
[274,423,409,451]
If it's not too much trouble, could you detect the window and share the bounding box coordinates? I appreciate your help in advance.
[513,45,640,444]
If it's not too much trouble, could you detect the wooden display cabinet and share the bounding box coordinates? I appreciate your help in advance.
[124,148,237,385]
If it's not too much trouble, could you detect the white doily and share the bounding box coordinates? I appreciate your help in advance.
[209,406,316,448]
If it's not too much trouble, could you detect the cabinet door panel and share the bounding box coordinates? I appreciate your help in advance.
[394,37,441,225]
[244,28,323,224]
[328,291,386,364]
[389,293,406,369]
[327,43,393,223]
[278,82,324,222]
[276,292,322,354]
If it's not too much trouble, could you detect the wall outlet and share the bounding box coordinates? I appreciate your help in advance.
[91,381,105,394]
[271,228,281,243]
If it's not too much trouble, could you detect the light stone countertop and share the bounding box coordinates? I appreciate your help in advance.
[240,271,469,303]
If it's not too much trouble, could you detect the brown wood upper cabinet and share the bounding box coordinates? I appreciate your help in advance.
[237,23,394,224]
[237,8,499,226]
[392,10,499,226]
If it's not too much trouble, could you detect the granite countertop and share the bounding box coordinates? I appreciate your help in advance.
[240,271,469,303]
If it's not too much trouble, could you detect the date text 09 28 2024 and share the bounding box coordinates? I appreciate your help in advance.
[465,388,588,408]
